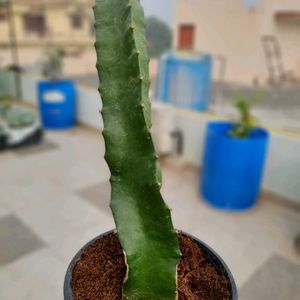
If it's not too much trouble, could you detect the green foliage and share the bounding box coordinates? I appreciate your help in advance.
[0,94,12,117]
[94,0,180,299]
[0,124,6,136]
[0,94,12,103]
[229,93,262,138]
[145,16,172,58]
[42,48,65,79]
[0,94,10,101]
[5,108,35,128]
[0,1,8,7]
[0,95,35,128]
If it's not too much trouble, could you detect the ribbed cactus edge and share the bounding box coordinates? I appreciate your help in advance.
[93,0,180,299]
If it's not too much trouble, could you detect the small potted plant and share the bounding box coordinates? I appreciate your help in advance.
[0,94,42,148]
[0,94,11,115]
[64,1,237,299]
[5,107,36,128]
[201,94,269,211]
[41,48,65,80]
[38,48,77,129]
[4,107,43,148]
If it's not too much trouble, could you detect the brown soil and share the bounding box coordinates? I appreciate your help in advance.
[72,233,231,300]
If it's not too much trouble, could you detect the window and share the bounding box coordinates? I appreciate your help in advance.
[178,24,195,50]
[70,14,83,29]
[23,14,46,37]
[0,9,7,21]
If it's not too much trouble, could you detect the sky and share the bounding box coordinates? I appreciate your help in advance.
[140,0,174,25]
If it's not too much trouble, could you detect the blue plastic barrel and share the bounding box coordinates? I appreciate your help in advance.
[201,122,269,211]
[157,51,212,111]
[38,80,77,129]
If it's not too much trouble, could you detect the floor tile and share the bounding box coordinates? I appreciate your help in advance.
[13,139,58,157]
[239,255,300,300]
[77,180,111,214]
[16,193,114,246]
[50,216,114,265]
[0,214,45,266]
[0,248,65,300]
[0,202,11,219]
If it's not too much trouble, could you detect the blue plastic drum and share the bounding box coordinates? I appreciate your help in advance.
[157,51,212,111]
[38,80,77,129]
[201,121,269,211]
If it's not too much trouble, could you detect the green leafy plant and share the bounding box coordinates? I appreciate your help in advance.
[0,95,35,128]
[42,48,65,79]
[94,0,180,299]
[0,94,10,101]
[0,94,12,117]
[145,17,172,58]
[229,93,262,138]
[5,108,35,128]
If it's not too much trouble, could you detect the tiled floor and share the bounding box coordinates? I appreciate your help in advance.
[239,254,300,300]
[0,127,299,299]
[77,181,111,215]
[0,214,44,266]
[12,139,58,157]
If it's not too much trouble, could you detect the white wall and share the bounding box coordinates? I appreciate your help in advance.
[76,86,103,129]
[263,133,300,202]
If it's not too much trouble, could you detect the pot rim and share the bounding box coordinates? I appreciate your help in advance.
[207,121,269,140]
[64,230,238,300]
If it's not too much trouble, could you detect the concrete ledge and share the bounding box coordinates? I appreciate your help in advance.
[0,69,103,130]
[167,104,300,204]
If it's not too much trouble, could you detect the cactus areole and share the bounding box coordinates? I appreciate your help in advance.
[93,0,180,299]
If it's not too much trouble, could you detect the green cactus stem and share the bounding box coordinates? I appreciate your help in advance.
[93,0,180,299]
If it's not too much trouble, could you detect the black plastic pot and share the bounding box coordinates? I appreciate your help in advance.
[64,230,238,300]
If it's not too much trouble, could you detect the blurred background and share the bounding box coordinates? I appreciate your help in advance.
[0,0,299,299]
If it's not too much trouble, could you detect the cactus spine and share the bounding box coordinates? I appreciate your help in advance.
[93,0,180,299]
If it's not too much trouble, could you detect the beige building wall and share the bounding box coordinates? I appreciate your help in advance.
[0,22,9,43]
[262,0,300,80]
[175,0,300,84]
[0,0,94,49]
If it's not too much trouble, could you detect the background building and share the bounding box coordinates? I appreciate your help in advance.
[0,0,94,50]
[175,0,300,84]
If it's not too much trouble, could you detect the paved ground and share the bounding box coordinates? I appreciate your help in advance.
[0,127,299,299]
